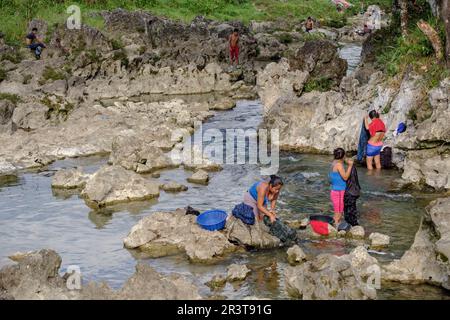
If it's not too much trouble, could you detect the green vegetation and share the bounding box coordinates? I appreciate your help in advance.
[22,74,33,84]
[112,49,129,68]
[304,77,333,92]
[39,66,66,85]
[0,92,21,104]
[277,32,294,44]
[111,38,124,51]
[374,1,448,89]
[0,69,7,82]
[41,95,74,121]
[0,0,393,45]
[1,51,24,64]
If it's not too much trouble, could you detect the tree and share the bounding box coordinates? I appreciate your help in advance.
[417,19,444,60]
[442,0,450,66]
[400,0,409,37]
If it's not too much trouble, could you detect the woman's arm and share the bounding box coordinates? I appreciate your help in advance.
[336,161,353,181]
[257,183,276,222]
[364,116,370,130]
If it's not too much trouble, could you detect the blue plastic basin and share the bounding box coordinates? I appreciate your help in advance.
[197,210,228,231]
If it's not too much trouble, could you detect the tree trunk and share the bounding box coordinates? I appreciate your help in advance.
[442,0,450,66]
[400,0,409,37]
[417,19,444,60]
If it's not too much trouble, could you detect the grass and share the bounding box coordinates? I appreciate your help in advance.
[0,0,393,45]
[0,69,7,82]
[0,92,21,104]
[39,66,66,85]
[41,95,74,121]
[304,76,333,92]
[373,1,449,90]
[1,51,24,64]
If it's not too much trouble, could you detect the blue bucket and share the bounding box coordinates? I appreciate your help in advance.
[197,210,228,231]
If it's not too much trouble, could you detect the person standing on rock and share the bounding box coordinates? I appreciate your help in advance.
[26,28,46,60]
[244,175,284,223]
[329,148,354,225]
[229,28,240,66]
[364,110,386,170]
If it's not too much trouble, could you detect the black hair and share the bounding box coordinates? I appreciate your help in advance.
[369,110,379,119]
[269,175,284,187]
[233,28,239,33]
[307,16,312,19]
[333,148,345,160]
[32,27,38,32]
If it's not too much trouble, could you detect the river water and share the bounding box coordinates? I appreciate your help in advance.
[1,44,449,299]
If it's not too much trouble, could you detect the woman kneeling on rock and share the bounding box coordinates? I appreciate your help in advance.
[244,175,284,223]
[330,148,354,225]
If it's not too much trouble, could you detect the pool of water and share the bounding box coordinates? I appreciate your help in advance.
[339,42,363,75]
[1,100,449,300]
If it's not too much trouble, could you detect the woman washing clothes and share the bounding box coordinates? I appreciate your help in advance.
[330,148,354,225]
[244,175,284,223]
[364,110,386,170]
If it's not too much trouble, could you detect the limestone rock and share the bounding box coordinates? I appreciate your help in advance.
[287,245,307,265]
[206,274,227,289]
[210,98,236,111]
[81,165,160,208]
[123,210,236,263]
[348,226,365,239]
[227,264,251,281]
[0,249,201,300]
[285,218,309,229]
[187,169,209,185]
[118,263,201,300]
[225,215,281,249]
[369,232,390,248]
[51,167,91,189]
[285,253,377,300]
[161,181,188,193]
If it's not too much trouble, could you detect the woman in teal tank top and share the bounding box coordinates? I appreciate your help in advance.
[244,175,284,223]
[330,148,354,225]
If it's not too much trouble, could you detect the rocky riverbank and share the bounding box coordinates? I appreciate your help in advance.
[1,5,449,300]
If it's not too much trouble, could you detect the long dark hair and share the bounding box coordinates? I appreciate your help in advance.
[369,110,380,119]
[269,175,284,187]
[333,148,345,160]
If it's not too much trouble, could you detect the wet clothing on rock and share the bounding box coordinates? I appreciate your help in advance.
[185,206,200,216]
[263,216,297,244]
[232,202,255,225]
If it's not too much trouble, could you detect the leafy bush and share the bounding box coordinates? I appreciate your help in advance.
[277,32,293,44]
[111,39,124,50]
[304,77,333,92]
